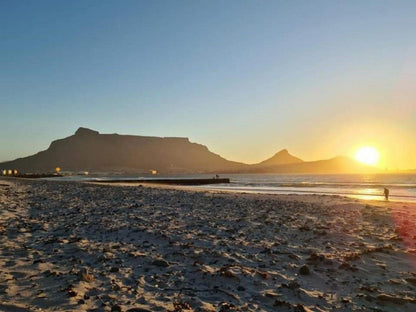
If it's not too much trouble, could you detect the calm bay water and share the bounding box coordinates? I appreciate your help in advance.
[50,173,416,203]
[199,173,416,202]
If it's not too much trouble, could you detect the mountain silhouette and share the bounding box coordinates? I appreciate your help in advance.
[0,128,378,174]
[253,156,378,174]
[255,149,303,167]
[0,128,247,174]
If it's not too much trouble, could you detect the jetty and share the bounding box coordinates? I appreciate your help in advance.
[11,173,63,179]
[93,178,230,186]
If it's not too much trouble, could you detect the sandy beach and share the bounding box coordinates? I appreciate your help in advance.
[1,178,416,312]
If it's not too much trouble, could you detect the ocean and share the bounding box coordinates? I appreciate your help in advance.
[49,173,416,203]
[198,173,416,202]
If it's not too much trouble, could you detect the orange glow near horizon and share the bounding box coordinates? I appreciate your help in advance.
[354,146,380,166]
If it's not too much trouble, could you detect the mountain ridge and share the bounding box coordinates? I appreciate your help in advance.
[0,127,378,174]
[251,155,378,174]
[0,128,247,174]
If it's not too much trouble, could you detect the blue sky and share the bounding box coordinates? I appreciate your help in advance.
[1,1,415,168]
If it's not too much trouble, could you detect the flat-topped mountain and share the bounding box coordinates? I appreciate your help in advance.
[0,128,379,174]
[0,128,247,173]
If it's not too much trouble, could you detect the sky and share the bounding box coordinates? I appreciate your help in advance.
[1,0,415,170]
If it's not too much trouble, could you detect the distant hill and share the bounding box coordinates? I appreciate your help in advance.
[0,127,247,174]
[0,127,379,174]
[252,156,379,174]
[255,149,303,167]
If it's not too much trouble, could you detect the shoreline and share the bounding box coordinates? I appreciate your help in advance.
[1,178,416,311]
[9,172,416,204]
[87,179,416,205]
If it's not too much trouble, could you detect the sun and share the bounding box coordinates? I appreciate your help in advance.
[354,146,380,166]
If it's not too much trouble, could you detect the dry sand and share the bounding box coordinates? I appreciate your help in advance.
[0,178,415,311]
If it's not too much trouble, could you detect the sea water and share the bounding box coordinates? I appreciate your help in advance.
[199,173,416,202]
[48,173,416,203]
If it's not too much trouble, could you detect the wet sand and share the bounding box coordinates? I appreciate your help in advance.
[1,178,415,311]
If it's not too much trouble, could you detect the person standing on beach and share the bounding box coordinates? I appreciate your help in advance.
[384,187,389,200]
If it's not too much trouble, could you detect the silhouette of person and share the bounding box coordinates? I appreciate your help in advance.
[384,187,389,200]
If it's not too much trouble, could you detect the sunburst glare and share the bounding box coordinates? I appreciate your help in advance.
[354,146,380,166]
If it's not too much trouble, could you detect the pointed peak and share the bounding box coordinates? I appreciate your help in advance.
[257,148,303,166]
[75,127,99,136]
[275,149,289,155]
